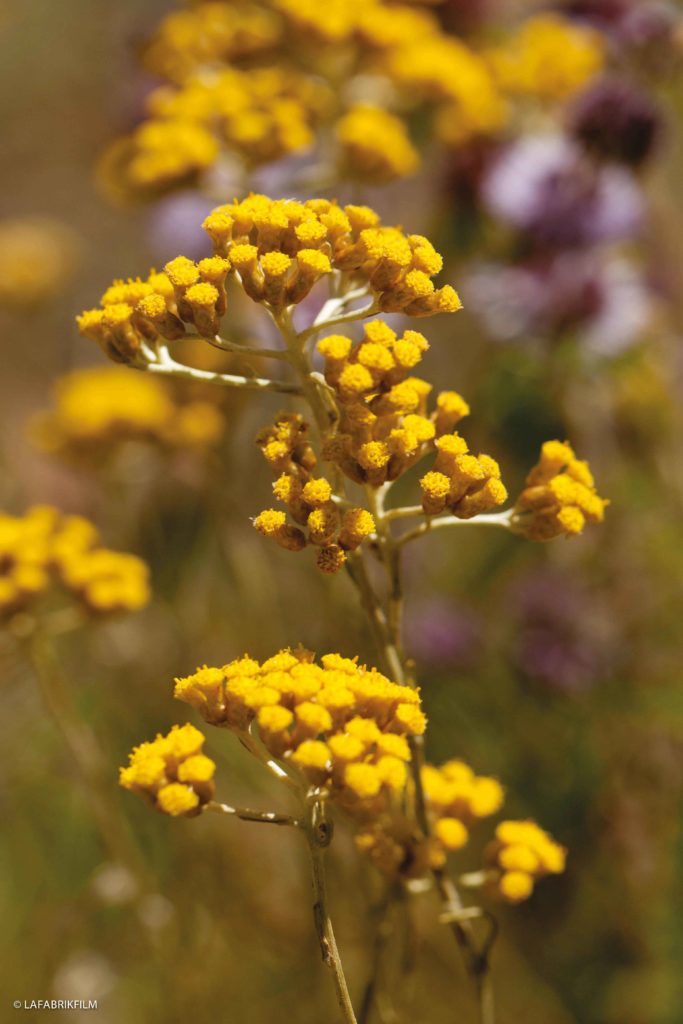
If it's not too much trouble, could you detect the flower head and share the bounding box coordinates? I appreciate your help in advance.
[119,723,216,816]
[31,366,224,462]
[514,440,608,540]
[0,506,150,619]
[484,819,566,902]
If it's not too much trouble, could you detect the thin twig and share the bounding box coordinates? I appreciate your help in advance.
[306,799,358,1024]
[397,510,513,547]
[144,346,302,395]
[203,801,302,828]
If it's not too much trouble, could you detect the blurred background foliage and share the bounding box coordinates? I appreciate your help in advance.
[1,1,682,1022]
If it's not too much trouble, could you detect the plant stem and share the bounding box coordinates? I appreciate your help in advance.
[144,345,302,395]
[306,798,358,1024]
[204,801,302,828]
[397,511,513,547]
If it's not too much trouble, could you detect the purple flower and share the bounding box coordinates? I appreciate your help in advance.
[482,135,644,248]
[508,570,613,694]
[405,600,483,670]
[464,252,650,355]
[569,77,661,166]
[561,0,677,48]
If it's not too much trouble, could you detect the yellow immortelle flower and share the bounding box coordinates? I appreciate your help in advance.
[78,196,459,364]
[203,195,460,316]
[31,366,224,461]
[174,647,425,811]
[119,723,216,817]
[488,14,604,102]
[420,443,507,519]
[314,324,502,520]
[0,506,150,619]
[336,106,419,184]
[514,440,608,541]
[253,412,375,571]
[484,819,567,903]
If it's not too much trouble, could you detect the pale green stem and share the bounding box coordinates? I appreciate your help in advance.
[397,510,514,547]
[203,334,291,361]
[298,297,380,346]
[144,344,302,395]
[306,799,358,1024]
[203,801,302,829]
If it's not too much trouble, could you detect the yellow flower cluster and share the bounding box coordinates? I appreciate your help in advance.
[98,0,513,197]
[315,321,501,516]
[382,34,507,145]
[0,217,80,309]
[203,195,461,316]
[484,820,566,903]
[254,413,375,574]
[78,264,192,364]
[318,321,436,487]
[356,758,504,879]
[487,14,604,102]
[32,366,224,463]
[174,648,426,813]
[142,2,281,84]
[0,506,150,618]
[335,106,419,184]
[119,723,216,817]
[419,431,508,519]
[514,441,608,541]
[99,67,325,202]
[77,197,459,364]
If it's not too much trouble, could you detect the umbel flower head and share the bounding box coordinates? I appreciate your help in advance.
[514,440,608,540]
[31,366,224,463]
[76,196,461,364]
[0,505,150,619]
[120,645,565,902]
[119,723,216,817]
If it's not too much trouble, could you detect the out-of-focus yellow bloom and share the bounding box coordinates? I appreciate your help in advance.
[143,2,282,84]
[484,819,567,902]
[488,14,604,102]
[119,723,216,817]
[382,35,506,143]
[0,218,80,309]
[32,366,224,462]
[335,106,419,183]
[0,506,150,619]
[355,758,504,879]
[514,440,608,541]
[99,67,324,200]
[97,0,515,199]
